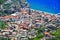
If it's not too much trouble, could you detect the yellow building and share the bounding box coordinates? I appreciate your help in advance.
[11,37,15,40]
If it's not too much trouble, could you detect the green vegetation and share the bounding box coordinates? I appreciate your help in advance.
[0,20,7,29]
[0,37,11,40]
[29,27,44,40]
[29,33,44,40]
[29,26,60,40]
[50,29,60,40]
[0,0,7,5]
[0,0,19,16]
[0,37,7,40]
[33,27,44,40]
[34,33,44,40]
[0,0,7,16]
[3,4,10,9]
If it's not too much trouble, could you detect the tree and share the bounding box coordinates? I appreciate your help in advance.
[0,0,7,5]
[0,0,7,16]
[0,0,7,9]
[0,37,7,40]
[0,20,7,29]
[50,29,60,40]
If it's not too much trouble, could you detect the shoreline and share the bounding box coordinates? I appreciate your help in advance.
[30,9,56,15]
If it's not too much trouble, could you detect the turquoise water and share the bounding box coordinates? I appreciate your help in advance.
[27,0,60,14]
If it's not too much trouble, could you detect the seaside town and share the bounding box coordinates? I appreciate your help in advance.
[0,0,60,40]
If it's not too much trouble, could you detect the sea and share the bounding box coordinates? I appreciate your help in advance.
[27,0,60,14]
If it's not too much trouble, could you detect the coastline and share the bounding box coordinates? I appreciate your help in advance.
[30,9,55,15]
